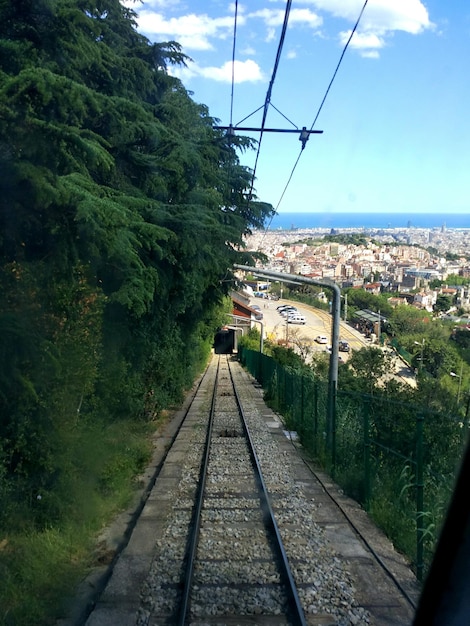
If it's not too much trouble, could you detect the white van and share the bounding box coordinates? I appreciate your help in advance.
[287,314,306,325]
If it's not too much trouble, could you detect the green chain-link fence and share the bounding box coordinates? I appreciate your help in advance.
[238,346,469,581]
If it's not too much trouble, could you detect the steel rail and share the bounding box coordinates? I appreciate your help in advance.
[227,359,308,626]
[176,356,220,626]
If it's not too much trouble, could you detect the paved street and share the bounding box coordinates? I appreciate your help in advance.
[249,298,416,386]
[250,297,365,358]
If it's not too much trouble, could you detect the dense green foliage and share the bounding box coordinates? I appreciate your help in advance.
[430,274,470,288]
[0,2,273,620]
[322,233,373,246]
[337,287,469,413]
[280,285,330,312]
[287,233,378,247]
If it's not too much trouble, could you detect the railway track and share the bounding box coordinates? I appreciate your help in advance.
[174,355,306,625]
[85,354,419,626]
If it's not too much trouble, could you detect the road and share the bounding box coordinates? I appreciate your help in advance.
[251,298,364,360]
[250,297,416,386]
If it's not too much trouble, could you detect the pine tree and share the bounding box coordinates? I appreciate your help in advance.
[0,0,274,520]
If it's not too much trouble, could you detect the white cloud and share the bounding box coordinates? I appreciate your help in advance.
[249,7,322,30]
[361,50,380,59]
[287,8,323,29]
[340,30,385,51]
[171,59,264,84]
[122,0,174,9]
[241,45,256,56]
[134,11,242,51]
[296,0,433,35]
[297,0,434,35]
[127,0,434,83]
[290,0,434,56]
[361,0,433,35]
[248,7,322,43]
[339,30,385,58]
[249,8,286,28]
[266,27,277,43]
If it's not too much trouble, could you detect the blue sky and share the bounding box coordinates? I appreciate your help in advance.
[124,1,470,217]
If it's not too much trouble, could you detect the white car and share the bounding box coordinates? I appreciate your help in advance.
[287,314,306,325]
[315,335,328,344]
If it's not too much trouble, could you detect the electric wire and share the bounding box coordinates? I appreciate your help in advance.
[259,0,370,244]
[236,104,265,127]
[246,0,293,201]
[229,0,239,128]
[308,0,369,133]
[269,102,299,129]
[223,0,239,218]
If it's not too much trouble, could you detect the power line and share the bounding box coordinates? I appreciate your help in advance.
[259,0,293,136]
[247,0,293,201]
[229,0,239,128]
[263,0,370,235]
[219,0,322,210]
[308,0,370,132]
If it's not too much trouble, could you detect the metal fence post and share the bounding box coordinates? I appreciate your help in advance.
[416,412,425,582]
[278,363,283,410]
[363,398,371,509]
[313,380,318,456]
[233,264,340,467]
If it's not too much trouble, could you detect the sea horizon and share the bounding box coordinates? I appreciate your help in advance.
[265,212,469,231]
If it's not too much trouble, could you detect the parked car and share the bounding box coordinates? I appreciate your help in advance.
[315,335,328,344]
[280,307,297,317]
[250,304,263,320]
[287,314,306,325]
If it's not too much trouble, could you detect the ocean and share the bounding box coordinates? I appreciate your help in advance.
[265,212,469,231]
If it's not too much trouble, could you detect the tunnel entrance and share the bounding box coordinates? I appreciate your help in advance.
[214,328,235,354]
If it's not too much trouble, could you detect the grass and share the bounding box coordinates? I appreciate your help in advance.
[0,417,155,626]
[0,526,93,625]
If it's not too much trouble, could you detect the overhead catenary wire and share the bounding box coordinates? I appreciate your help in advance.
[261,0,370,239]
[223,0,319,217]
[308,0,370,133]
[229,0,239,128]
[246,0,293,201]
